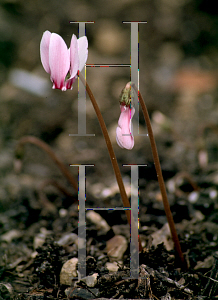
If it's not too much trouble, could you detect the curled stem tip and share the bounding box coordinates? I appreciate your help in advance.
[15,136,78,192]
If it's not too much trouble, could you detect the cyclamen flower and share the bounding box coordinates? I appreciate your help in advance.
[40,30,88,91]
[116,104,135,150]
[116,82,135,150]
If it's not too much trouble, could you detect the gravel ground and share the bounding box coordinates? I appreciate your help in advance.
[1,1,218,299]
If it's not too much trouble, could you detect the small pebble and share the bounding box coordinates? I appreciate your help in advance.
[105,262,119,272]
[33,227,52,249]
[188,191,199,203]
[65,287,99,298]
[80,273,98,287]
[60,258,78,285]
[86,210,110,233]
[194,256,214,270]
[59,208,68,218]
[57,233,78,246]
[0,229,23,243]
[106,235,127,261]
[151,223,174,251]
[209,189,217,199]
[0,283,13,299]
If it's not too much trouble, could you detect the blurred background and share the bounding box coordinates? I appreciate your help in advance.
[0,0,218,209]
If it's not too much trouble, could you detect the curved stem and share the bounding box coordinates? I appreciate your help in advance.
[38,179,76,214]
[132,83,186,268]
[15,136,78,191]
[79,73,143,252]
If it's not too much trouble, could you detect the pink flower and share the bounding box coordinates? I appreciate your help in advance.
[116,105,135,150]
[40,30,88,91]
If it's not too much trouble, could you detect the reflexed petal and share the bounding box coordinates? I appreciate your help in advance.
[78,36,88,71]
[40,31,51,74]
[49,33,70,89]
[116,127,124,148]
[116,106,135,150]
[69,34,79,79]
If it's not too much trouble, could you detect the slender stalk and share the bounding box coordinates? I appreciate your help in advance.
[79,73,143,252]
[15,136,78,191]
[132,83,186,268]
[38,179,75,213]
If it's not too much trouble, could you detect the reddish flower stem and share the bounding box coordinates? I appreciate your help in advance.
[15,136,78,191]
[132,83,186,268]
[79,73,143,252]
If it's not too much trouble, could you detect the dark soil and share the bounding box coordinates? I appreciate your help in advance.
[1,159,218,299]
[1,0,218,299]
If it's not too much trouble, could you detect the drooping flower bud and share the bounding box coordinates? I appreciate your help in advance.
[116,83,135,150]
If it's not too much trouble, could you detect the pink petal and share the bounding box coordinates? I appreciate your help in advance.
[78,36,88,71]
[69,34,79,79]
[49,33,70,90]
[40,31,52,74]
[116,106,135,150]
[65,76,77,90]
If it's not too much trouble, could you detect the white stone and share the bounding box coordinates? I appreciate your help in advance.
[86,210,110,233]
[60,258,78,286]
[106,235,128,261]
[80,273,98,287]
[106,262,119,272]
